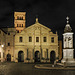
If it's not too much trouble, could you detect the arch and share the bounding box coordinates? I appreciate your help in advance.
[18,51,24,62]
[35,51,40,62]
[50,51,56,64]
[7,54,11,61]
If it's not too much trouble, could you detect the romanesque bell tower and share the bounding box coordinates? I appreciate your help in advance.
[61,16,75,64]
[14,12,26,33]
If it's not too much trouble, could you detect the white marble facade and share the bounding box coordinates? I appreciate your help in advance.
[61,17,75,63]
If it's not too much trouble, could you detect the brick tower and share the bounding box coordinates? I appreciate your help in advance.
[14,12,26,33]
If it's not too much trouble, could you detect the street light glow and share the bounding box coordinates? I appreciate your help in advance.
[1,45,4,47]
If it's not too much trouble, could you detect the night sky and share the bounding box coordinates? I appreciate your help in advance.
[0,0,75,41]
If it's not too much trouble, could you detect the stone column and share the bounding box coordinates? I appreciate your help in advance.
[33,49,34,59]
[24,51,25,62]
[27,49,28,59]
[1,52,3,62]
[47,49,48,59]
[1,47,3,62]
[30,49,34,63]
[48,50,50,62]
[15,51,18,62]
[41,48,42,58]
[41,48,43,62]
[24,49,27,63]
[42,49,44,58]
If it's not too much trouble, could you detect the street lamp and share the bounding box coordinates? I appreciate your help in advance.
[1,45,4,48]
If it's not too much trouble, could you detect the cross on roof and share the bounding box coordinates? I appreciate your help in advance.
[66,16,69,24]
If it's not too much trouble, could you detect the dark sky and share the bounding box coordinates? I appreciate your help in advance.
[0,0,75,41]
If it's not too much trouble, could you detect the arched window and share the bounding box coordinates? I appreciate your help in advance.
[19,37,23,42]
[18,51,24,62]
[50,51,56,64]
[17,30,19,33]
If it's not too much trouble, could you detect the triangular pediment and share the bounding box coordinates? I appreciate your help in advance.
[25,22,51,31]
[17,22,52,35]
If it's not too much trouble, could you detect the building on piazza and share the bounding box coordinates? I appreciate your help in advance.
[0,12,58,63]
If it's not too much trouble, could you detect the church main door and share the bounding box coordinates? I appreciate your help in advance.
[18,51,24,62]
[35,51,40,62]
[7,54,11,61]
[50,51,56,64]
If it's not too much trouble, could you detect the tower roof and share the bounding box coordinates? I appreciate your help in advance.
[64,16,72,33]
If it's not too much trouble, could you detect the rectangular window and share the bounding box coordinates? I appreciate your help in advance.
[3,53,4,58]
[36,37,39,42]
[29,37,32,42]
[20,24,21,27]
[43,37,47,42]
[8,43,10,46]
[21,17,23,20]
[22,24,23,27]
[17,16,19,20]
[51,37,54,43]
[19,37,23,42]
[17,24,18,27]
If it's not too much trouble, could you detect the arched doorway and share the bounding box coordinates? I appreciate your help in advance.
[35,51,40,62]
[7,54,11,61]
[18,51,24,62]
[50,51,56,64]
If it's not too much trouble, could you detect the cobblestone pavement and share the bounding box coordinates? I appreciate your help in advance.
[0,62,75,75]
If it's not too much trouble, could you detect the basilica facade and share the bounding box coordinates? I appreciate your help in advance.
[0,12,58,63]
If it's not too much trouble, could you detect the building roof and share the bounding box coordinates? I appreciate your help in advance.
[26,18,51,31]
[0,28,7,34]
[64,16,72,33]
[64,24,72,33]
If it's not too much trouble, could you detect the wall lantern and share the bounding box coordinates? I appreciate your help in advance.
[1,45,4,47]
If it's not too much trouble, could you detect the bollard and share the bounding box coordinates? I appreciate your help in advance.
[52,65,54,67]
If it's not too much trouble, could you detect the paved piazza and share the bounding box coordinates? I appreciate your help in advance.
[0,62,75,75]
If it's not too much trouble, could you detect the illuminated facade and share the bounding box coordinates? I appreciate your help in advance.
[61,17,75,63]
[14,12,26,33]
[58,41,62,60]
[0,12,58,63]
[0,29,6,62]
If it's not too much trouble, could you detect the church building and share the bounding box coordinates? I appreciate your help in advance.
[0,12,58,63]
